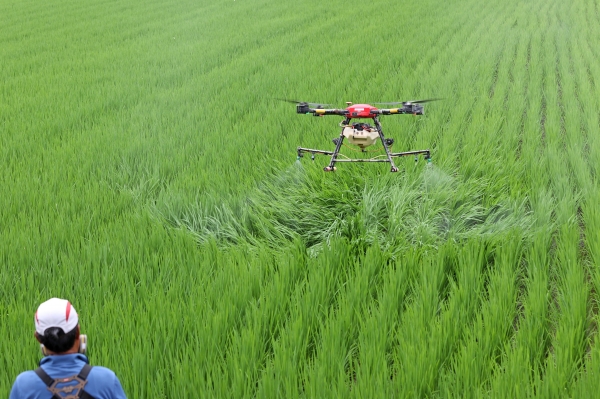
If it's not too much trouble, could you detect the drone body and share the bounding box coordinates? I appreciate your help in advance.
[282,99,437,172]
[339,103,379,118]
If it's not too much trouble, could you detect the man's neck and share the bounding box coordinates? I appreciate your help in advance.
[44,339,80,356]
[45,348,78,356]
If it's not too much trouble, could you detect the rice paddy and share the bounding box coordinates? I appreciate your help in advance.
[2,0,600,397]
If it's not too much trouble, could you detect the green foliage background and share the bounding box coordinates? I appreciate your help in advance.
[2,0,600,397]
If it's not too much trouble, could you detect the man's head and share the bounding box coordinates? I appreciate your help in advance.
[34,298,81,354]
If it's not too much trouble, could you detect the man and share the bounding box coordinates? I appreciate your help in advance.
[10,298,127,399]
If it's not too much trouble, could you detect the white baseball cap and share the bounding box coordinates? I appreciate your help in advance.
[34,298,79,335]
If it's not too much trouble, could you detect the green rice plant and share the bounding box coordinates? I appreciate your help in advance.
[349,249,421,398]
[438,236,524,397]
[249,238,353,398]
[535,221,589,397]
[487,233,552,398]
[389,240,490,397]
[204,241,306,398]
[572,188,600,397]
[301,244,389,397]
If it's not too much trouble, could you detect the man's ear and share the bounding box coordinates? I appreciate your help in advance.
[35,332,43,344]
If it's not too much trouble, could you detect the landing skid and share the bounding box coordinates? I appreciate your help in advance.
[296,117,431,172]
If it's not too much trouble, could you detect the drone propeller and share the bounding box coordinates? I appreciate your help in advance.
[374,98,443,105]
[275,98,332,109]
[405,98,442,104]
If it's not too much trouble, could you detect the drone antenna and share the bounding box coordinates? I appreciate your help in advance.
[346,101,352,106]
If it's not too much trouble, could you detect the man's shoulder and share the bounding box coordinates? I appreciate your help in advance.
[85,364,127,398]
[13,369,43,386]
[11,364,126,399]
[89,364,119,379]
[13,363,119,381]
[10,370,47,399]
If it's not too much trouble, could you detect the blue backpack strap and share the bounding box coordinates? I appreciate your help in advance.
[78,364,93,380]
[34,367,54,387]
[33,367,62,399]
[34,364,97,399]
[77,364,95,399]
[79,389,96,399]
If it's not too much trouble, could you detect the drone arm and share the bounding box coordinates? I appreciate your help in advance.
[312,108,348,116]
[376,108,407,115]
[376,104,424,115]
[295,103,347,116]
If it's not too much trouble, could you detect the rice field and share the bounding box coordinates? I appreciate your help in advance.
[2,0,600,396]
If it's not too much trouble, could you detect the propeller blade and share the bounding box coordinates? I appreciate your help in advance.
[275,98,332,108]
[275,98,305,104]
[373,98,442,105]
[405,98,443,104]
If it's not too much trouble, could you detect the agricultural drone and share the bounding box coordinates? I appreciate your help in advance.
[281,99,438,172]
